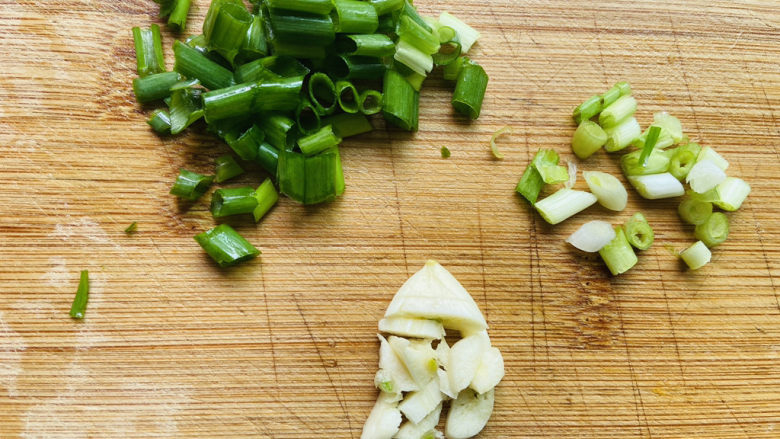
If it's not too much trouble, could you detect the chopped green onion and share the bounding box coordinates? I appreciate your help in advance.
[169,87,204,135]
[432,39,462,66]
[147,109,172,134]
[256,142,280,175]
[713,177,750,211]
[443,55,466,81]
[266,0,335,14]
[620,148,670,176]
[328,55,388,80]
[628,173,684,199]
[154,0,176,18]
[604,117,641,152]
[124,222,138,234]
[438,12,480,53]
[69,270,90,319]
[583,170,627,211]
[624,212,653,250]
[678,198,712,225]
[567,220,616,252]
[399,0,432,32]
[599,95,637,128]
[688,188,719,204]
[296,98,322,135]
[358,90,383,115]
[571,121,607,159]
[393,39,433,76]
[170,169,214,201]
[214,155,245,182]
[235,55,311,83]
[298,125,341,156]
[336,80,360,113]
[404,71,426,91]
[308,72,338,115]
[680,241,711,270]
[240,15,269,61]
[565,160,577,189]
[132,71,182,103]
[376,12,397,33]
[323,113,373,138]
[532,149,568,184]
[202,1,253,65]
[598,226,638,275]
[270,40,328,59]
[694,212,729,248]
[333,0,379,34]
[335,34,396,57]
[259,113,297,149]
[600,81,631,108]
[267,9,335,46]
[697,146,729,170]
[167,0,191,31]
[573,95,601,125]
[638,125,662,167]
[251,77,305,113]
[398,15,440,55]
[253,178,279,222]
[170,78,201,91]
[368,0,403,15]
[651,111,683,144]
[210,186,259,218]
[303,147,344,204]
[132,25,165,77]
[686,159,726,194]
[194,224,260,267]
[224,124,263,161]
[441,146,451,158]
[534,189,597,225]
[668,142,701,180]
[278,148,306,202]
[489,126,510,159]
[173,40,235,90]
[382,69,419,131]
[452,60,488,120]
[515,164,544,205]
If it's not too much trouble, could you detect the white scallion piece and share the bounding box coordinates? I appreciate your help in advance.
[680,241,712,270]
[696,146,729,170]
[438,12,480,53]
[652,111,683,144]
[714,177,751,211]
[534,189,597,224]
[604,117,641,152]
[628,173,685,199]
[566,220,617,252]
[687,159,726,193]
[583,170,627,211]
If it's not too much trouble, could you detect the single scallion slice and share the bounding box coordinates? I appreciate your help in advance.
[438,12,480,53]
[358,90,383,115]
[308,72,338,116]
[303,147,344,204]
[677,198,713,225]
[169,87,203,135]
[628,173,684,199]
[214,155,245,183]
[651,111,683,144]
[713,177,750,211]
[323,113,373,138]
[235,55,311,83]
[256,142,280,175]
[599,226,638,275]
[489,126,510,160]
[583,170,627,211]
[624,212,653,250]
[598,95,637,128]
[404,71,426,91]
[398,15,440,55]
[368,0,403,15]
[173,40,234,90]
[600,81,631,108]
[565,160,577,189]
[571,121,607,159]
[432,39,462,66]
[335,80,360,113]
[532,149,568,184]
[567,220,616,252]
[376,12,398,34]
[259,113,297,149]
[335,34,396,57]
[203,1,252,65]
[382,69,419,131]
[253,178,279,222]
[69,270,90,319]
[452,60,488,120]
[534,189,597,225]
[132,25,165,77]
[194,224,260,267]
[296,98,322,135]
[327,55,387,80]
[147,109,172,134]
[680,241,711,270]
[170,169,214,201]
[270,40,328,59]
[394,39,433,76]
[638,125,662,167]
[686,159,726,194]
[266,0,334,15]
[167,0,191,31]
[298,125,341,156]
[252,77,304,113]
[132,71,182,103]
[225,124,263,161]
[620,148,670,176]
[124,222,138,234]
[441,146,451,158]
[210,186,259,218]
[333,0,379,34]
[668,142,701,180]
[278,148,306,202]
[266,9,336,46]
[573,95,601,125]
[696,146,729,170]
[694,212,729,248]
[240,15,269,61]
[604,117,641,152]
[515,164,544,205]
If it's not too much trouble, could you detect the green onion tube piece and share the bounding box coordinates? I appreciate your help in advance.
[336,80,360,113]
[168,0,191,31]
[69,270,89,319]
[173,41,234,90]
[697,146,729,171]
[490,126,510,160]
[336,34,395,57]
[278,148,306,202]
[296,98,322,135]
[382,69,419,131]
[169,87,204,135]
[132,72,182,103]
[441,146,451,158]
[638,125,662,167]
[604,117,641,152]
[573,95,601,125]
[628,173,684,200]
[515,164,544,205]
[267,9,335,46]
[714,177,750,211]
[298,125,341,156]
[572,121,607,159]
[132,25,165,77]
[155,0,176,18]
[323,113,373,138]
[583,171,627,212]
[308,73,338,115]
[170,169,214,201]
[235,55,311,83]
[147,109,171,134]
[125,222,138,234]
[438,12,480,53]
[211,187,258,218]
[680,241,711,270]
[203,79,302,122]
[669,143,701,180]
[534,189,597,225]
[240,15,269,61]
[624,212,653,250]
[203,2,253,65]
[621,149,671,176]
[404,71,425,92]
[532,149,567,184]
[327,55,387,80]
[452,60,488,120]
[270,40,328,59]
[599,227,638,276]
[185,33,209,54]
[600,81,631,108]
[203,0,243,38]
[194,224,260,267]
[214,155,245,183]
[599,95,637,128]
[253,178,279,222]
[432,39,462,66]
[394,39,433,76]
[375,12,396,34]
[651,111,684,144]
[266,0,334,14]
[259,113,297,149]
[686,159,726,194]
[678,198,713,225]
[397,15,439,55]
[256,142,280,175]
[694,212,729,247]
[358,90,383,115]
[368,0,403,15]
[333,0,379,33]
[226,124,264,161]
[401,1,432,32]
[304,147,344,204]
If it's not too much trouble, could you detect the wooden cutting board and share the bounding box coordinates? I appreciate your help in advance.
[0,0,778,437]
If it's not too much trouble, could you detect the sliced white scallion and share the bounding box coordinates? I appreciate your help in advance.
[651,111,683,145]
[566,220,617,252]
[714,177,751,211]
[438,12,480,53]
[534,188,597,225]
[583,170,627,211]
[680,241,712,270]
[394,39,433,76]
[489,126,510,159]
[604,117,641,152]
[686,159,726,194]
[628,173,685,199]
[696,146,729,170]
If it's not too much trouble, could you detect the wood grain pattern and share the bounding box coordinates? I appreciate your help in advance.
[0,0,778,437]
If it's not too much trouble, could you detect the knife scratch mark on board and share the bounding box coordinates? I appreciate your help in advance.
[387,131,410,277]
[476,202,489,322]
[615,293,653,438]
[657,258,688,386]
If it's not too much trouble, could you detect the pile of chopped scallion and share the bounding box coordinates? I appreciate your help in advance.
[132,0,488,267]
[516,82,750,274]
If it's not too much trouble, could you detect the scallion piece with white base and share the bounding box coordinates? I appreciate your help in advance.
[604,117,641,152]
[695,212,729,248]
[678,198,713,225]
[713,177,750,211]
[628,173,684,199]
[534,189,597,225]
[680,241,712,270]
[624,212,654,250]
[583,171,627,211]
[598,226,638,275]
[572,121,607,159]
[697,146,729,170]
[599,95,637,128]
[566,220,616,252]
[686,159,726,194]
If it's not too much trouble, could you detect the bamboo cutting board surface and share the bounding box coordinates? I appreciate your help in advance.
[0,0,778,437]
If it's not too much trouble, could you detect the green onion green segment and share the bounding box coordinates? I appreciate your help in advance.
[194,224,260,267]
[170,169,214,201]
[69,270,90,320]
[624,212,653,251]
[599,227,638,276]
